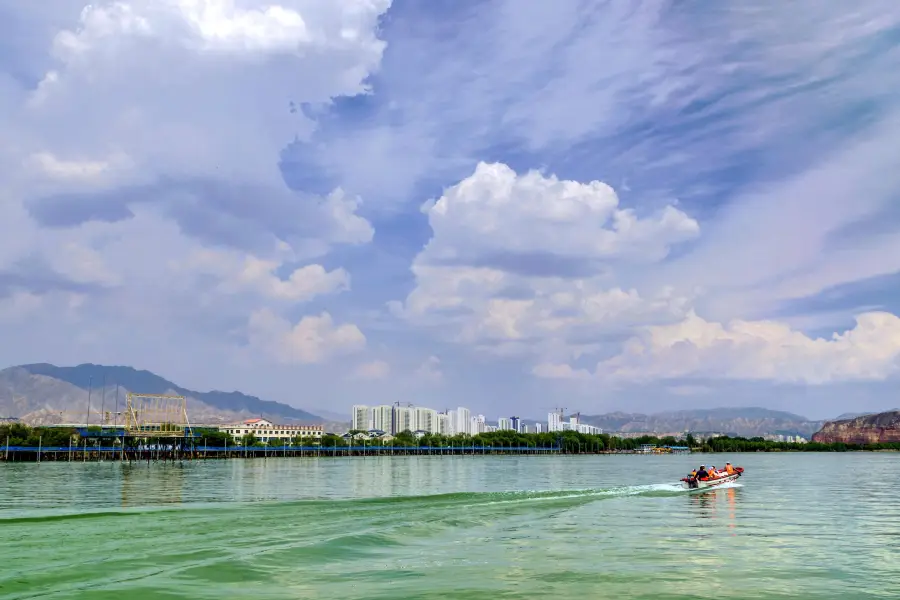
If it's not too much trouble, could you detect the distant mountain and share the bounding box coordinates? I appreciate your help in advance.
[578,407,823,438]
[0,363,323,425]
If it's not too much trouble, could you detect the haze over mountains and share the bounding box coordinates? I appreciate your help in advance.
[579,408,824,438]
[0,363,323,426]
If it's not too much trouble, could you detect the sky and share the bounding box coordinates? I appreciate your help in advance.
[2,1,900,421]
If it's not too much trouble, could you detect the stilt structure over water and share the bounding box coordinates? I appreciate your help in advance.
[124,393,191,439]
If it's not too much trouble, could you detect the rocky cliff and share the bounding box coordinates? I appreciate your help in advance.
[811,411,900,444]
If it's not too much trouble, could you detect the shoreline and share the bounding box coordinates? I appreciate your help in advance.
[2,445,898,463]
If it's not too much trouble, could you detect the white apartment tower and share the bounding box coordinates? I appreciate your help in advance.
[445,410,457,436]
[393,406,414,434]
[455,407,471,436]
[472,414,486,434]
[436,412,452,435]
[372,405,393,433]
[498,417,513,431]
[548,411,562,432]
[414,407,437,433]
[351,405,371,431]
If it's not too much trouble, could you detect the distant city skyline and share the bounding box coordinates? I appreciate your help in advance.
[351,404,601,437]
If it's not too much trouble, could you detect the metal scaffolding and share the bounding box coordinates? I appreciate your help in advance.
[124,393,192,438]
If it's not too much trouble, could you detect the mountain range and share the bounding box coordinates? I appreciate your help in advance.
[578,407,824,438]
[0,362,853,438]
[0,363,324,426]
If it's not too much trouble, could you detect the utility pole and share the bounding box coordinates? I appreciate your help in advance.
[86,375,93,429]
[99,374,106,461]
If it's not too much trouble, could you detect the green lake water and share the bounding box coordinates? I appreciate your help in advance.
[1,453,899,599]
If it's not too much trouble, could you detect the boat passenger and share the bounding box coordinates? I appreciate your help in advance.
[696,465,709,480]
[725,462,735,475]
[709,466,718,478]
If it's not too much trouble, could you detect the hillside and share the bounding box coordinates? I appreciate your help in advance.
[0,363,323,425]
[812,411,900,444]
[578,407,823,438]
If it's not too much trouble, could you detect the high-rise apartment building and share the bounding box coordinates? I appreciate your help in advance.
[372,405,393,433]
[354,404,476,436]
[414,407,437,433]
[393,406,414,434]
[473,414,486,434]
[351,405,371,431]
[498,417,513,431]
[548,411,562,432]
[436,412,452,435]
[455,407,471,436]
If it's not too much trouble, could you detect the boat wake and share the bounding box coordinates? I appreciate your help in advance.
[470,481,742,506]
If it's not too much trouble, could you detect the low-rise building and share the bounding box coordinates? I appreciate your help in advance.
[218,418,323,443]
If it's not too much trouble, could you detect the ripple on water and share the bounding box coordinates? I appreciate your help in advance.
[2,454,900,599]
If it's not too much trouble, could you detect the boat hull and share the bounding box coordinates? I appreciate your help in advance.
[681,471,742,490]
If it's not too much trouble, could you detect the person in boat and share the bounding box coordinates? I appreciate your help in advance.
[724,462,735,475]
[686,467,700,488]
[695,465,709,480]
[708,465,718,478]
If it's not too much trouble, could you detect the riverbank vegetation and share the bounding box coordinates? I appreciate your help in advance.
[3,423,900,454]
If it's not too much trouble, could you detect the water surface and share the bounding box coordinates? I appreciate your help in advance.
[2,453,898,599]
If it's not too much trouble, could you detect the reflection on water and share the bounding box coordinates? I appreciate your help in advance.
[688,485,740,532]
[121,462,185,507]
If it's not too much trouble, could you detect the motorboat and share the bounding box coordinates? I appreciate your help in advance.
[681,466,744,490]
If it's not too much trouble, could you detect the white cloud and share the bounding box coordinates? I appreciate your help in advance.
[599,311,900,385]
[422,162,698,264]
[247,308,366,365]
[0,0,390,373]
[414,355,442,382]
[532,363,590,380]
[1,0,391,262]
[353,360,390,380]
[178,248,350,302]
[395,162,698,359]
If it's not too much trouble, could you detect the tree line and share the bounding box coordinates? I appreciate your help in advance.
[4,423,900,453]
[241,429,900,453]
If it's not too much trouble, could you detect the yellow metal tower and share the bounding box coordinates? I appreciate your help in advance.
[123,393,192,438]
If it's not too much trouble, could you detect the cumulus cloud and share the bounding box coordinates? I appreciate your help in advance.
[395,162,698,359]
[0,0,391,270]
[599,311,900,385]
[247,309,366,365]
[177,248,349,302]
[0,0,391,375]
[422,162,698,267]
[4,0,387,259]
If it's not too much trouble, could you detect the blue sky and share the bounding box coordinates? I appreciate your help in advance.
[2,1,900,421]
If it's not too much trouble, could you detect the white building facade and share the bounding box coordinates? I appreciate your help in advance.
[352,405,371,431]
[219,418,324,443]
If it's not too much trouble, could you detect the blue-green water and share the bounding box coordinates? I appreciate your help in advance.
[1,454,898,599]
